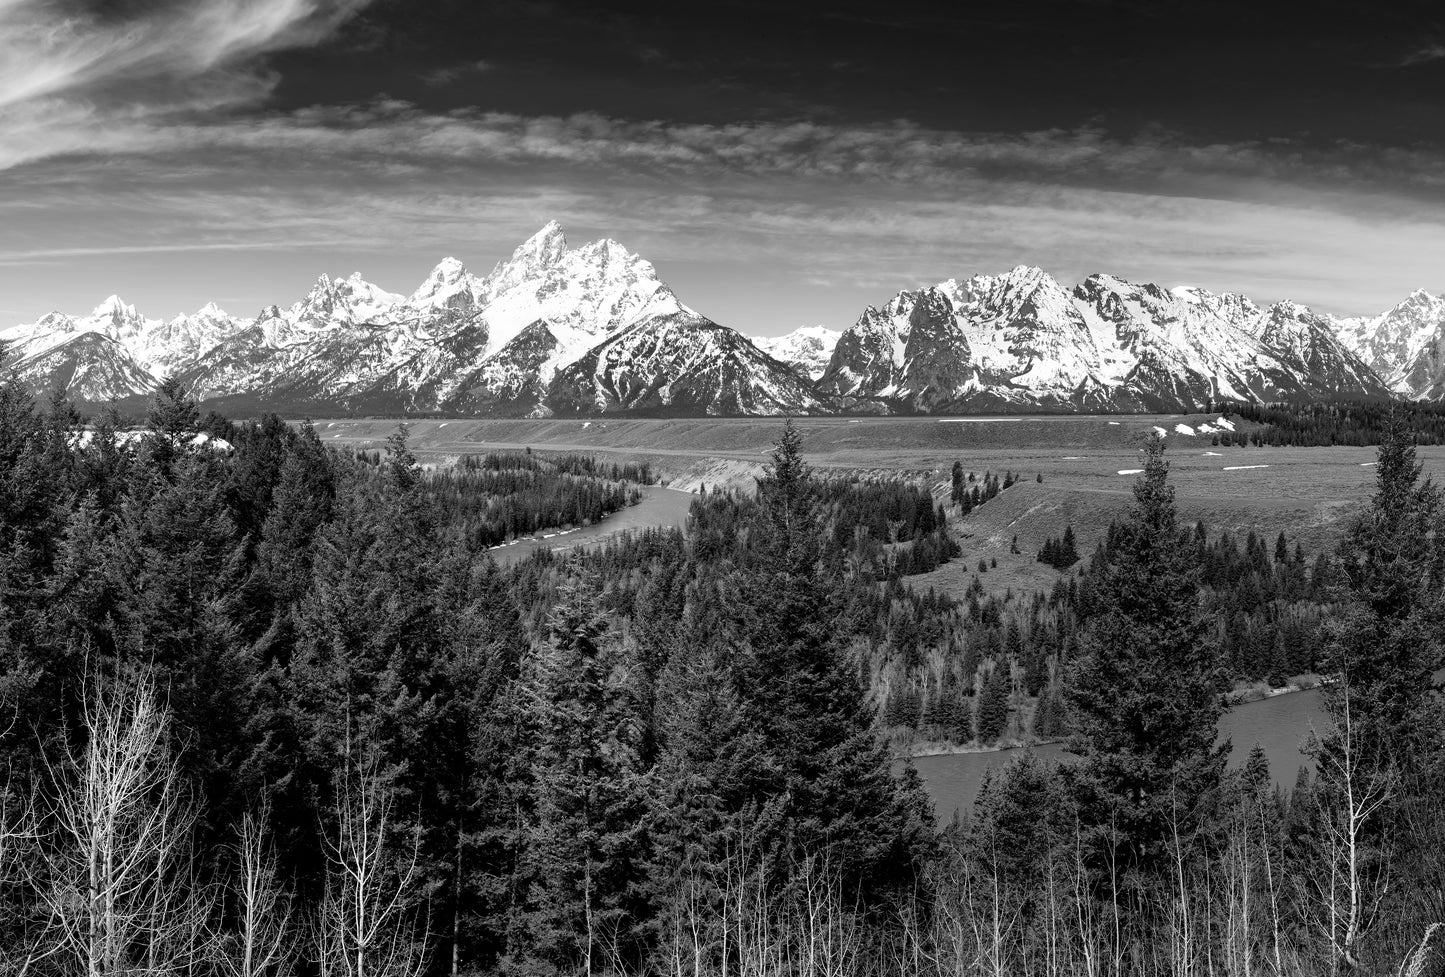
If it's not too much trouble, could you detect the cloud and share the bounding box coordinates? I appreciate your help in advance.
[1402,43,1445,66]
[0,0,368,165]
[3,91,1444,329]
[9,99,1445,212]
[421,59,493,86]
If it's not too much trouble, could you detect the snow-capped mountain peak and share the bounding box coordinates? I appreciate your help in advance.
[1334,288,1445,397]
[92,294,138,323]
[483,221,569,295]
[295,272,402,324]
[2,226,1437,416]
[407,257,486,311]
[757,325,841,381]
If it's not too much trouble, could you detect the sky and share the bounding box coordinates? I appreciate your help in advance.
[1,0,1444,336]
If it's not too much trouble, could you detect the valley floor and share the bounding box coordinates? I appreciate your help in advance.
[311,414,1445,574]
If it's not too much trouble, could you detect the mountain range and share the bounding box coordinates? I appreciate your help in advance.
[2,222,1441,416]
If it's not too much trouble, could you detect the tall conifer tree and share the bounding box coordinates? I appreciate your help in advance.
[1068,434,1223,869]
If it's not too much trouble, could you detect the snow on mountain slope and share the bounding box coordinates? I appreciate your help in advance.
[1334,290,1445,398]
[173,224,711,411]
[1254,301,1389,399]
[1,225,1432,414]
[548,311,824,416]
[2,329,158,403]
[756,325,840,381]
[821,269,1393,412]
[2,297,186,400]
[474,224,691,363]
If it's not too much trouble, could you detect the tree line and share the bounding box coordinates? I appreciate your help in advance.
[1221,399,1445,446]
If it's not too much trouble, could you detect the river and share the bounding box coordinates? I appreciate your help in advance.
[910,687,1328,822]
[485,486,695,565]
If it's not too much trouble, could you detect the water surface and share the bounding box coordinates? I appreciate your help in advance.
[911,687,1328,822]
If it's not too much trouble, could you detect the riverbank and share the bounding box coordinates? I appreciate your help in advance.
[485,486,695,565]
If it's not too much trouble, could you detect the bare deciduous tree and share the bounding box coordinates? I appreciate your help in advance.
[1301,682,1397,974]
[315,749,427,977]
[216,801,297,977]
[30,673,211,977]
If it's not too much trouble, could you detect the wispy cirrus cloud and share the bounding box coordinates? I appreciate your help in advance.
[0,0,369,167]
[10,98,1445,210]
[4,56,1444,331]
[1401,42,1445,66]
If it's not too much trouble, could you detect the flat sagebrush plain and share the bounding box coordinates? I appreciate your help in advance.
[310,414,1445,588]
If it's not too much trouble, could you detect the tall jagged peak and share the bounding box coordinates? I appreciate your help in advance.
[1265,299,1326,325]
[986,264,1061,295]
[194,301,228,318]
[980,264,1071,303]
[409,256,476,304]
[429,256,468,281]
[911,288,955,319]
[1080,272,1137,290]
[1392,288,1444,311]
[1001,263,1048,281]
[481,222,572,296]
[91,294,138,320]
[515,221,568,264]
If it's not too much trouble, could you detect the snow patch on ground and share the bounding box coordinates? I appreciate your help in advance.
[1152,426,1168,437]
[1118,468,1144,475]
[1203,451,1222,456]
[1196,416,1237,435]
[1108,421,1120,425]
[1223,465,1270,471]
[1174,423,1196,436]
[1360,462,1379,467]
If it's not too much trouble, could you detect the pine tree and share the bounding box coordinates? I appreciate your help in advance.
[517,576,652,974]
[1068,434,1224,869]
[730,422,933,894]
[975,663,1011,745]
[1324,419,1445,762]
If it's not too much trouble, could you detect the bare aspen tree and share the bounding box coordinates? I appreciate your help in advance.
[316,749,427,977]
[1302,682,1396,974]
[215,802,297,977]
[30,674,211,977]
[1165,791,1198,977]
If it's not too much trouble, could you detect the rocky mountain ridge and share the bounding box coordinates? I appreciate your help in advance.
[1,223,1439,415]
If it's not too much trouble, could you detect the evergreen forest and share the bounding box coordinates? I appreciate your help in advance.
[1,372,1443,976]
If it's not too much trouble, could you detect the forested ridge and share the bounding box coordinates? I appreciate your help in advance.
[1,368,1444,975]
